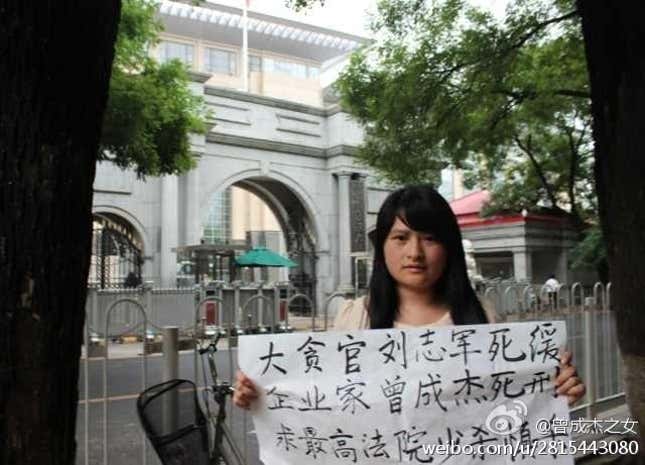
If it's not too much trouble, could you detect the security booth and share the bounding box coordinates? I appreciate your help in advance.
[175,243,246,286]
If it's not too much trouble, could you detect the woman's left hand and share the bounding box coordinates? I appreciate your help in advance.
[554,350,586,406]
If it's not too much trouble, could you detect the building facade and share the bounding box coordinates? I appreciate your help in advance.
[91,0,387,310]
[91,1,591,311]
[451,191,582,284]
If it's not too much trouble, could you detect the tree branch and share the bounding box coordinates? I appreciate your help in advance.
[507,10,579,52]
[494,88,589,100]
[489,98,519,130]
[513,133,559,208]
[575,120,590,151]
[552,89,591,99]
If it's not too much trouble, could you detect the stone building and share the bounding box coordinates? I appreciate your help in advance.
[91,0,387,310]
[451,191,579,283]
[90,0,589,311]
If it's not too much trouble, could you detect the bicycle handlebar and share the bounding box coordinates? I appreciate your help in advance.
[198,331,222,354]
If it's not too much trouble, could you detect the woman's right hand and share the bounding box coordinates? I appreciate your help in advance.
[233,370,259,410]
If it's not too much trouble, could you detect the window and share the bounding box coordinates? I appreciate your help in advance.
[202,188,232,244]
[279,60,307,79]
[247,55,318,79]
[249,55,262,72]
[204,47,236,75]
[263,57,308,79]
[158,41,194,67]
[307,66,320,79]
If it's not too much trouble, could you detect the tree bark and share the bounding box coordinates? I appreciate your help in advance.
[565,129,579,221]
[577,0,645,445]
[0,2,121,464]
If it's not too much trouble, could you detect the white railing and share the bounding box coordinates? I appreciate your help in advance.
[77,281,624,465]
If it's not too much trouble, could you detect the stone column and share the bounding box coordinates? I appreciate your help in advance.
[556,249,568,283]
[349,173,368,253]
[336,172,353,293]
[513,249,533,283]
[184,167,200,246]
[315,250,331,324]
[160,175,178,287]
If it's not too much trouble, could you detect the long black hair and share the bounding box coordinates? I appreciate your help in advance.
[368,185,488,328]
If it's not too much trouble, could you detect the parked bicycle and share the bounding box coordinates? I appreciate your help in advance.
[137,332,245,465]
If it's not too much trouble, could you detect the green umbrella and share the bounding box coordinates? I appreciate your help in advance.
[235,247,297,268]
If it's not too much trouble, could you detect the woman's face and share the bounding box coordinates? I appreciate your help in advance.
[383,217,448,293]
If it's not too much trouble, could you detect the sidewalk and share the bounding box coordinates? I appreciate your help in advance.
[81,341,223,360]
[573,403,637,464]
[81,316,333,360]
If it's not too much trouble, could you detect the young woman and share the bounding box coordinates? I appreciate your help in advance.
[234,185,585,408]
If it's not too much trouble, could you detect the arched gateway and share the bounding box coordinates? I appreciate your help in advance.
[90,1,583,310]
[90,1,392,309]
[92,80,392,310]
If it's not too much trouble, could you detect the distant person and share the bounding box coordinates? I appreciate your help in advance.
[544,274,560,306]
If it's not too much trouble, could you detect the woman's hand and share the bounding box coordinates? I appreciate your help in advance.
[233,370,259,410]
[554,350,586,406]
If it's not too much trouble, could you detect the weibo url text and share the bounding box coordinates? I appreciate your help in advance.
[422,440,639,457]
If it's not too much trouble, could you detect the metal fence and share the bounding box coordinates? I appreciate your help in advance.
[84,283,314,339]
[77,281,624,465]
[478,282,624,421]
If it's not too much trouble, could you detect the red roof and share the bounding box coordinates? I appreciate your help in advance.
[450,190,567,228]
[450,190,490,216]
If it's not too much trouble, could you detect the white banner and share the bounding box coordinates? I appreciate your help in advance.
[239,321,573,464]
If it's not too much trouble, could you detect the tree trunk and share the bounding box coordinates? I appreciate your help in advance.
[0,2,121,464]
[577,0,645,446]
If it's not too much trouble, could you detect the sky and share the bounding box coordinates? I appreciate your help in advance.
[205,0,508,38]
[203,0,508,85]
[206,0,378,38]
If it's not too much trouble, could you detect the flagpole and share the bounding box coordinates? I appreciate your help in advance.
[242,0,249,92]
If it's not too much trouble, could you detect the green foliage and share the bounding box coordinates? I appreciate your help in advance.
[570,225,606,269]
[336,0,594,222]
[570,224,608,281]
[112,0,161,70]
[286,0,325,11]
[100,0,208,177]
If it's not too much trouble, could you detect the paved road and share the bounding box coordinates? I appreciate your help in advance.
[76,346,261,465]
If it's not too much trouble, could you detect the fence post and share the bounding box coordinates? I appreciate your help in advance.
[556,284,569,313]
[323,291,354,331]
[483,287,499,317]
[257,282,264,331]
[273,286,280,332]
[571,282,583,311]
[103,298,148,465]
[520,285,531,318]
[84,287,97,465]
[593,282,605,310]
[233,282,241,337]
[583,306,597,419]
[144,281,153,328]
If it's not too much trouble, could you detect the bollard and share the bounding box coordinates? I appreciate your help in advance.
[163,326,179,381]
[162,326,179,435]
